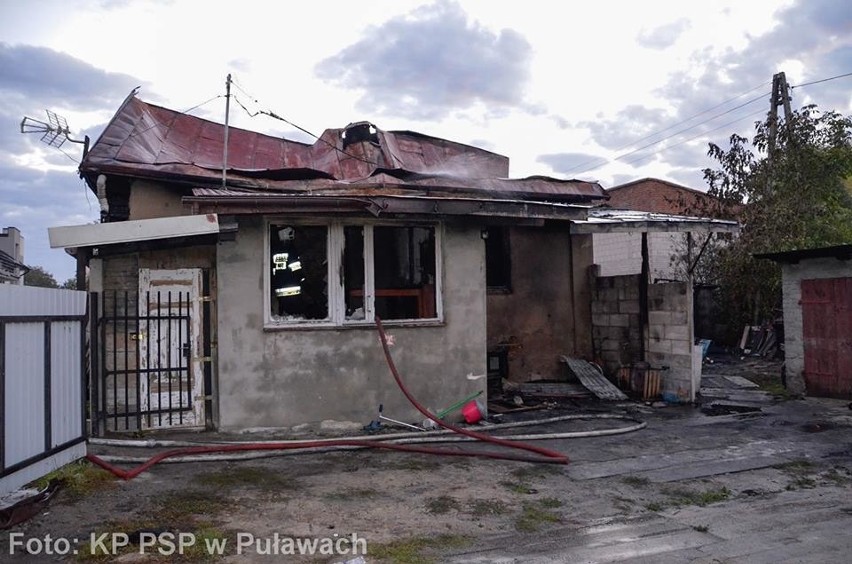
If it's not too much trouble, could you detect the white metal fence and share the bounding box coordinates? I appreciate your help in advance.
[0,285,87,496]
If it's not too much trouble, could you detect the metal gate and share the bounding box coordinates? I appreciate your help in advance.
[801,277,852,399]
[90,269,207,434]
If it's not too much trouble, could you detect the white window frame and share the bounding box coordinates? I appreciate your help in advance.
[264,219,443,328]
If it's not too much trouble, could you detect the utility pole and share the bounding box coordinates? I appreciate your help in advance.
[222,73,232,188]
[767,71,793,157]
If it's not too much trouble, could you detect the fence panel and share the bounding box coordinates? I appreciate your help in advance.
[0,285,87,496]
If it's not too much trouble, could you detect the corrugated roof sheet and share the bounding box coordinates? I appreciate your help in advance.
[570,208,739,234]
[80,91,608,203]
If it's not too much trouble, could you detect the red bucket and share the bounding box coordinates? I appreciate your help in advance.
[462,400,484,424]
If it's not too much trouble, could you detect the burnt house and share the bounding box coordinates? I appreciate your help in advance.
[49,90,737,433]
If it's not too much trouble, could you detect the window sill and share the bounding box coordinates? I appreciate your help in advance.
[263,319,445,332]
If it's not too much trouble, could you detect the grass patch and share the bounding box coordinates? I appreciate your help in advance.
[425,495,460,515]
[499,480,537,495]
[514,501,561,532]
[467,499,509,516]
[369,534,469,564]
[76,522,233,562]
[774,459,814,474]
[153,490,230,524]
[758,380,792,398]
[664,486,731,507]
[824,467,852,485]
[537,497,562,509]
[645,501,665,512]
[693,524,710,533]
[196,465,299,490]
[382,457,443,471]
[32,460,115,500]
[786,477,817,490]
[622,475,651,488]
[510,465,561,482]
[324,487,380,501]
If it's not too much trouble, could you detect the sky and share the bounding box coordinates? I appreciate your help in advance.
[1,0,850,283]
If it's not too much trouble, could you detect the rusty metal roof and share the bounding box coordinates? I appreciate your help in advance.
[185,188,590,221]
[80,90,608,204]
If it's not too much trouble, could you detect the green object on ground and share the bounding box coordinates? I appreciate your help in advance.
[437,390,483,419]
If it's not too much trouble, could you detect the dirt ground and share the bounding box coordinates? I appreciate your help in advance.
[2,354,851,563]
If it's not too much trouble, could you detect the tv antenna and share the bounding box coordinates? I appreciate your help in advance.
[20,109,90,158]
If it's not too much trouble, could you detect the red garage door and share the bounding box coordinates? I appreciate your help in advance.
[801,277,852,399]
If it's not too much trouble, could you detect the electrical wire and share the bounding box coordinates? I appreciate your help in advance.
[564,69,852,178]
[619,107,767,168]
[126,94,223,141]
[231,92,380,167]
[791,71,852,89]
[572,92,769,176]
[562,80,772,175]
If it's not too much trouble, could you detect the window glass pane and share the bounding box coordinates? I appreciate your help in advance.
[270,225,328,321]
[344,226,366,320]
[373,226,436,320]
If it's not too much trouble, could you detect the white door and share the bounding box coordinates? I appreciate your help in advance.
[138,268,204,428]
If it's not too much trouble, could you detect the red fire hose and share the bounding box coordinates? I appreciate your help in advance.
[86,317,568,480]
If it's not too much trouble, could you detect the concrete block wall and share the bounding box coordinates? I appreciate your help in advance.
[646,281,696,401]
[591,274,643,375]
[780,257,851,396]
[592,232,685,281]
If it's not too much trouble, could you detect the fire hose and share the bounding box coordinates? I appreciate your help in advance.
[87,318,644,479]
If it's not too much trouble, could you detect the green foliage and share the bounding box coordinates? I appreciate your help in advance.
[690,105,852,340]
[23,265,59,288]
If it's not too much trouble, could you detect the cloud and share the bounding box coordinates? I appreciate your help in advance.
[0,44,139,281]
[580,105,671,150]
[315,0,533,120]
[581,0,852,179]
[636,19,691,49]
[537,152,605,176]
[0,42,143,116]
[0,163,98,282]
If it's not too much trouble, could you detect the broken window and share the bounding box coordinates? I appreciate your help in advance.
[344,226,366,320]
[269,225,328,321]
[485,226,511,292]
[267,222,441,326]
[373,226,436,320]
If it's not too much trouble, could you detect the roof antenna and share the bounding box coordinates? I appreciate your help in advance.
[20,109,90,159]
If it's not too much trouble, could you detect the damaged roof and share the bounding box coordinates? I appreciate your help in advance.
[570,208,740,234]
[79,90,608,204]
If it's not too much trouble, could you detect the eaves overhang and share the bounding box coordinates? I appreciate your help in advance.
[182,191,589,221]
[754,244,852,264]
[48,214,220,250]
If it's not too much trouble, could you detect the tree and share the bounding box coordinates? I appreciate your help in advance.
[693,104,852,343]
[23,266,59,288]
[60,277,78,289]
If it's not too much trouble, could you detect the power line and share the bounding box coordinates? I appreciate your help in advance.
[231,91,380,166]
[619,107,767,168]
[561,80,772,175]
[566,69,852,178]
[791,71,852,89]
[573,92,768,176]
[127,94,223,140]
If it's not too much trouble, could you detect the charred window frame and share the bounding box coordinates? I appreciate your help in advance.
[485,226,511,293]
[266,221,442,327]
